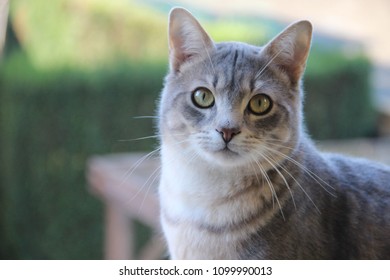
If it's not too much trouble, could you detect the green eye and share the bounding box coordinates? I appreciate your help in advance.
[248,94,273,115]
[192,88,215,108]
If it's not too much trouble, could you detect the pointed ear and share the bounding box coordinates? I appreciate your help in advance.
[168,7,215,72]
[263,20,312,84]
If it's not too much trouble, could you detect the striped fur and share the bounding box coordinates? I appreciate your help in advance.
[158,7,390,259]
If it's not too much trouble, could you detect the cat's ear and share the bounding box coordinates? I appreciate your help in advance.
[168,7,215,72]
[263,20,312,84]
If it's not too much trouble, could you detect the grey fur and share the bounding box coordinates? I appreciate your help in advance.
[158,7,390,259]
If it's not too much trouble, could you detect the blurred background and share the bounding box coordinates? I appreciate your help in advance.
[0,0,389,259]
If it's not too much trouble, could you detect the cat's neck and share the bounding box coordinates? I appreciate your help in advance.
[159,135,320,214]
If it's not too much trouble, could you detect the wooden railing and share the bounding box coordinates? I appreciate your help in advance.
[87,153,165,259]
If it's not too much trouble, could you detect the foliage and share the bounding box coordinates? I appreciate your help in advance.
[304,49,376,139]
[0,53,165,259]
[10,0,168,69]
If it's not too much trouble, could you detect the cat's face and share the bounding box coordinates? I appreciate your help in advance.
[159,8,312,169]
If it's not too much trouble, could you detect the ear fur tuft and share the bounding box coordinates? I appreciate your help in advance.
[168,7,215,72]
[263,20,312,83]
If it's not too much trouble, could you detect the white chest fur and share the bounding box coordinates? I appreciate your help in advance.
[158,146,271,259]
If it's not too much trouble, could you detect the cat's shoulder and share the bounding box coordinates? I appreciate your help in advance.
[322,151,390,189]
[324,151,390,173]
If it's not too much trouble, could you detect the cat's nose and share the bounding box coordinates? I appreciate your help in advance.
[216,127,241,143]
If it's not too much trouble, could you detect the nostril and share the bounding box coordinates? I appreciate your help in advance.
[216,127,241,143]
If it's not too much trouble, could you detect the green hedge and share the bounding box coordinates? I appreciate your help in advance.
[304,50,376,139]
[0,49,375,259]
[0,54,165,259]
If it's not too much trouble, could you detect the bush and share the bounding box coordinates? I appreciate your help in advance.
[9,0,168,69]
[304,50,376,139]
[0,54,166,259]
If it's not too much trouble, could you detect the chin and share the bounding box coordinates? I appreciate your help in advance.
[202,148,250,168]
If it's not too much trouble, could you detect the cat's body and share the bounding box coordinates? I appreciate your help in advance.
[158,8,390,259]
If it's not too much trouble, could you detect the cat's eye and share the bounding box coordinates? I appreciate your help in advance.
[248,94,273,115]
[192,88,215,108]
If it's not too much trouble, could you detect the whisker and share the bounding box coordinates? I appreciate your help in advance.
[201,39,216,75]
[263,140,313,155]
[264,151,321,214]
[263,146,336,197]
[251,155,285,220]
[118,147,161,191]
[118,132,194,142]
[249,160,264,190]
[255,49,283,80]
[258,151,297,210]
[132,116,160,119]
[136,164,162,214]
[118,137,192,196]
[137,148,200,209]
[118,135,160,142]
[125,137,199,205]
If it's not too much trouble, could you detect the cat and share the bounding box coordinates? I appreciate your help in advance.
[157,7,390,259]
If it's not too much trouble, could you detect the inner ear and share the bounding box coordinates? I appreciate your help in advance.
[168,7,215,72]
[263,20,312,84]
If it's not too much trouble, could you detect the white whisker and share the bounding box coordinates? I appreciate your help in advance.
[201,39,216,75]
[118,148,161,190]
[118,132,193,142]
[262,145,336,197]
[134,146,200,214]
[119,138,193,202]
[264,151,321,214]
[249,160,263,189]
[251,155,285,220]
[118,135,160,142]
[258,151,297,211]
[137,164,162,214]
[132,116,160,119]
[255,49,283,80]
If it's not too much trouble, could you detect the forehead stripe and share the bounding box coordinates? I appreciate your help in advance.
[229,49,239,90]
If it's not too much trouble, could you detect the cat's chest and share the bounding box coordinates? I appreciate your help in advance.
[161,216,243,259]
[159,161,233,221]
[159,156,254,218]
[159,164,243,259]
[159,155,272,259]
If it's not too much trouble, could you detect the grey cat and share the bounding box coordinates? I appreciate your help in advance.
[157,7,390,259]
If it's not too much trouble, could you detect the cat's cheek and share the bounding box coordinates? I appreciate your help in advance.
[162,110,191,139]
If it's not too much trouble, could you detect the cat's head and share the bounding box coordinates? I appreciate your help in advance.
[159,7,312,169]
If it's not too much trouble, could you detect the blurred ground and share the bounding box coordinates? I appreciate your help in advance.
[319,138,390,165]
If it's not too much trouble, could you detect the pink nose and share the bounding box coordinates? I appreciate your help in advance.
[216,127,241,143]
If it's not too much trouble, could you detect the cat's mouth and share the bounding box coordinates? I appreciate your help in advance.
[205,145,251,168]
[200,140,246,165]
[216,146,240,157]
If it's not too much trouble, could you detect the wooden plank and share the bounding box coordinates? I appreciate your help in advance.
[87,153,163,259]
[105,204,132,260]
[87,154,160,228]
